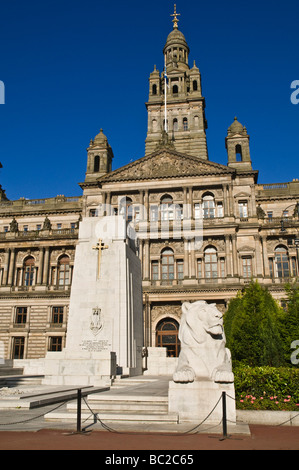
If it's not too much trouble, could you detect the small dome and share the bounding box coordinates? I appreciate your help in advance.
[228,117,245,135]
[94,128,108,145]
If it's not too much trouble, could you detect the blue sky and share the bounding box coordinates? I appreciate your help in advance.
[0,0,298,200]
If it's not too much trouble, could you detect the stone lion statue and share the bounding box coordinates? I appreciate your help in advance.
[173,301,234,384]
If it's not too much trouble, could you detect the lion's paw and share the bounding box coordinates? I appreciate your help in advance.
[173,368,195,383]
[213,369,234,383]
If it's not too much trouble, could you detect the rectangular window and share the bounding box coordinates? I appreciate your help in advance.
[151,261,159,281]
[217,203,224,218]
[203,200,215,219]
[3,226,8,232]
[150,205,159,222]
[220,258,225,278]
[36,224,42,231]
[49,337,62,352]
[239,201,248,218]
[194,203,202,220]
[197,259,202,279]
[15,307,27,324]
[267,211,273,221]
[23,225,28,232]
[12,337,25,359]
[52,307,64,324]
[242,257,252,278]
[176,260,184,280]
[269,258,274,278]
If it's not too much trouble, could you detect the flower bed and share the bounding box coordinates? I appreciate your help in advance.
[234,365,299,411]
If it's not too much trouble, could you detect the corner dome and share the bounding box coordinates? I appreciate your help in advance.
[227,117,246,135]
[94,128,108,145]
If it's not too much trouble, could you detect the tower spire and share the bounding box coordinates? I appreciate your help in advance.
[170,4,180,29]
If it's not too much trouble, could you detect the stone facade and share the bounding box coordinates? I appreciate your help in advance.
[0,12,298,362]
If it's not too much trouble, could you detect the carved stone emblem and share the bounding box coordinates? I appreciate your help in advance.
[90,307,103,336]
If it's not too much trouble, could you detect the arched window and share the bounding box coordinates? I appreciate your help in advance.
[152,119,158,132]
[173,118,178,132]
[24,256,35,286]
[235,144,243,162]
[275,246,290,279]
[204,247,218,279]
[58,255,71,287]
[152,84,157,95]
[183,117,188,131]
[193,80,198,91]
[156,318,180,357]
[119,197,133,222]
[161,248,174,282]
[172,84,178,94]
[160,195,174,221]
[94,155,100,172]
[202,193,215,219]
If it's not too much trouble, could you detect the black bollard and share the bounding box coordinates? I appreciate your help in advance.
[222,391,227,438]
[77,388,82,433]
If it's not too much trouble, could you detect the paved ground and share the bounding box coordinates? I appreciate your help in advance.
[0,425,299,450]
[0,376,299,450]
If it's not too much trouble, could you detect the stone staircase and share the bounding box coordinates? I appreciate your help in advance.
[45,375,179,424]
[0,360,24,377]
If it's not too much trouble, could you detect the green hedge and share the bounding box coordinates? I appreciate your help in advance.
[234,365,299,410]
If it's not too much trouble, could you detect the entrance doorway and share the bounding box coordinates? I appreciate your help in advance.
[156,318,180,357]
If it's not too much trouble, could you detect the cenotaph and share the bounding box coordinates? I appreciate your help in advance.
[42,216,143,386]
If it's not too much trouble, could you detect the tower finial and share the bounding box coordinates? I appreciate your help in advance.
[171,4,180,29]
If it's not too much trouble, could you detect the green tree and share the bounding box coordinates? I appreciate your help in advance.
[280,281,299,365]
[224,281,285,367]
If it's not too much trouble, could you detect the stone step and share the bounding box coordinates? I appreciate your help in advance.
[0,375,44,387]
[0,368,24,377]
[67,399,168,413]
[45,410,179,424]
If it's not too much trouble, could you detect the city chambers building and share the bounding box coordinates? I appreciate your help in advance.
[0,10,298,363]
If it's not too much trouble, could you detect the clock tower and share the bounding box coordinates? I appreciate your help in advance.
[145,5,208,159]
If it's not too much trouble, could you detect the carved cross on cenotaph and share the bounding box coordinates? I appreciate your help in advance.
[92,239,109,278]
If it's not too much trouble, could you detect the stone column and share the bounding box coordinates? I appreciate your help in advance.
[225,235,232,277]
[231,234,238,277]
[144,189,149,223]
[228,184,234,216]
[43,247,50,285]
[2,249,9,285]
[184,240,189,279]
[139,190,144,221]
[190,239,196,278]
[223,184,229,217]
[106,191,111,216]
[261,235,270,277]
[144,239,150,280]
[7,248,15,286]
[37,247,44,285]
[188,187,193,219]
[254,235,263,277]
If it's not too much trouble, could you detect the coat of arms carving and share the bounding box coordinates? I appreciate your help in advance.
[90,307,103,336]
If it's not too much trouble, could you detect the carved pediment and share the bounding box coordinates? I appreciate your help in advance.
[99,149,233,183]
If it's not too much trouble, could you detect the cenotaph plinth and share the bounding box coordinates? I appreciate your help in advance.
[43,216,143,386]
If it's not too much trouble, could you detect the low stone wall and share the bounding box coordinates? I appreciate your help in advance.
[237,409,299,426]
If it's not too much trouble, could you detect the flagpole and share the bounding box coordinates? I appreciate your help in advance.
[164,54,167,133]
